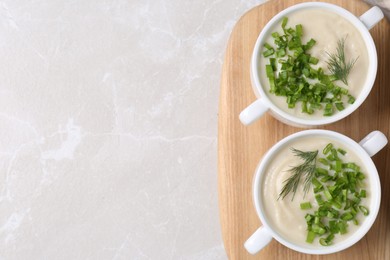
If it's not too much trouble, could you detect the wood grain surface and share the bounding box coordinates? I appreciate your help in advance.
[218,0,390,259]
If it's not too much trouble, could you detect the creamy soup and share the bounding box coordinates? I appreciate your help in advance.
[261,136,370,247]
[259,8,369,118]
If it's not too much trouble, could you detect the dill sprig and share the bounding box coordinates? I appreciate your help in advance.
[278,148,318,201]
[326,37,358,86]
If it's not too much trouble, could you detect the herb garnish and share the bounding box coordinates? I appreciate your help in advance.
[280,143,370,246]
[326,37,358,86]
[278,148,318,200]
[263,17,356,116]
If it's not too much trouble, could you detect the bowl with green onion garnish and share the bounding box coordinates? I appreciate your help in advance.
[244,129,387,255]
[239,2,384,127]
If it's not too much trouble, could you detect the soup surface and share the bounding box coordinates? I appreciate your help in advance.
[259,8,369,118]
[261,136,370,247]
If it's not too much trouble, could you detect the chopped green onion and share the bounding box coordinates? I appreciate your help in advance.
[305,214,314,223]
[334,160,342,172]
[276,48,286,57]
[266,65,274,78]
[341,212,354,221]
[264,42,273,50]
[300,202,312,210]
[318,159,329,167]
[324,189,333,200]
[301,143,370,246]
[263,19,353,116]
[359,206,369,216]
[359,190,367,198]
[335,102,345,111]
[337,148,347,155]
[309,57,319,65]
[281,17,288,28]
[324,103,333,116]
[323,143,333,155]
[315,194,324,205]
[343,162,360,171]
[312,178,322,188]
[338,221,348,234]
[263,48,275,57]
[348,94,356,104]
[312,224,326,235]
[306,231,316,243]
[305,38,316,50]
[295,24,303,36]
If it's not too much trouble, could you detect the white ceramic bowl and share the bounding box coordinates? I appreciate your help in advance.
[245,130,387,255]
[239,2,384,127]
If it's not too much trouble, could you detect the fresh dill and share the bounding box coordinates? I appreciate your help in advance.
[278,148,318,201]
[326,37,358,86]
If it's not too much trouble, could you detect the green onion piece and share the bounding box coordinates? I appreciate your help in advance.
[356,172,365,180]
[305,38,316,50]
[266,65,274,78]
[306,231,316,243]
[296,24,303,36]
[312,224,326,235]
[276,48,286,57]
[329,220,339,234]
[314,186,324,193]
[305,214,314,223]
[348,94,356,104]
[317,207,328,217]
[319,238,331,246]
[337,148,347,155]
[324,189,333,200]
[312,178,322,188]
[335,102,345,111]
[342,189,348,201]
[264,42,273,50]
[320,175,332,182]
[324,103,333,116]
[359,206,369,216]
[323,143,333,155]
[309,57,319,65]
[302,67,310,77]
[341,212,354,221]
[325,234,335,245]
[331,149,339,160]
[335,160,342,172]
[263,48,275,57]
[270,58,277,71]
[281,17,288,28]
[351,206,358,215]
[343,162,360,171]
[315,194,324,205]
[300,202,312,210]
[329,208,340,218]
[331,200,342,209]
[338,221,348,234]
[318,159,329,167]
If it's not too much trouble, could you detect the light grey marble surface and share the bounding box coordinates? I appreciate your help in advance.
[0,0,265,259]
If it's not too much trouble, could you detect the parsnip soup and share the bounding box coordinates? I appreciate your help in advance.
[261,136,370,247]
[259,8,369,118]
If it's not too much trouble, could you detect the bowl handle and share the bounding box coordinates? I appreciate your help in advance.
[239,99,269,125]
[359,131,388,157]
[360,6,384,30]
[244,226,273,255]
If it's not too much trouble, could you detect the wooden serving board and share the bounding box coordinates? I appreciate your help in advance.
[218,0,390,259]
